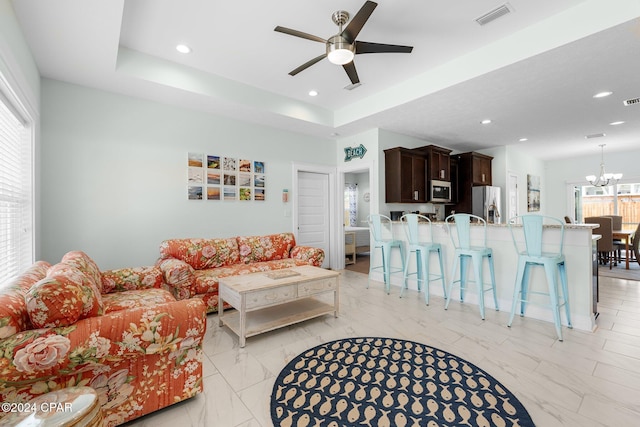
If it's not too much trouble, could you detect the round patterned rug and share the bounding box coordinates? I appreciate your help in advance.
[271,337,535,426]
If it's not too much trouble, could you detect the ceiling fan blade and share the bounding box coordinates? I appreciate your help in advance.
[274,26,327,44]
[342,61,360,85]
[355,41,413,54]
[289,54,327,76]
[342,1,378,43]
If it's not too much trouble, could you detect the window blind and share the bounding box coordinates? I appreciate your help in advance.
[0,92,33,286]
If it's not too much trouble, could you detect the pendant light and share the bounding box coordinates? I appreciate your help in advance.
[585,144,622,187]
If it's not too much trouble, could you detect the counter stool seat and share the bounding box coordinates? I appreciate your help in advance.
[400,214,445,305]
[444,214,499,319]
[507,215,572,341]
[367,214,406,294]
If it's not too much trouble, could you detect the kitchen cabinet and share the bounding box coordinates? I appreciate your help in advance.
[471,153,492,185]
[384,147,427,203]
[451,152,493,214]
[418,145,452,181]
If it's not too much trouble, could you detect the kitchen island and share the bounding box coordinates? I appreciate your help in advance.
[369,221,599,332]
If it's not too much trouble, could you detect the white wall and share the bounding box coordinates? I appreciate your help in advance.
[481,145,547,218]
[41,79,335,269]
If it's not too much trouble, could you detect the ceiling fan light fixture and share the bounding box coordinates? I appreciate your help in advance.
[327,35,355,65]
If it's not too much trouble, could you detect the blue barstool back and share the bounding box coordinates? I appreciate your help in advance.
[444,213,498,319]
[400,214,445,305]
[508,215,572,341]
[367,214,406,294]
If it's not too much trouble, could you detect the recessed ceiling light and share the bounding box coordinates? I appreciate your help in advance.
[176,44,191,54]
[593,91,613,98]
[519,138,528,142]
[330,132,339,137]
[609,121,625,126]
[481,119,492,125]
[308,90,318,97]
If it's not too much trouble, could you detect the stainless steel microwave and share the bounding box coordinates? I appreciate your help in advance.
[430,180,451,203]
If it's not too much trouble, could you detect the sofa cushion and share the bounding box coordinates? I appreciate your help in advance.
[101,288,176,313]
[0,261,51,338]
[159,237,240,269]
[25,275,86,328]
[101,266,164,294]
[61,251,104,293]
[236,233,296,264]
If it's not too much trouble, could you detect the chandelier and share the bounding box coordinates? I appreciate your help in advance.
[586,144,622,187]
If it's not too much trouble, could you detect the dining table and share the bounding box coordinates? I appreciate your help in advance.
[613,229,636,269]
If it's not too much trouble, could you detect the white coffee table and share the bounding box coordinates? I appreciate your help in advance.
[218,265,340,347]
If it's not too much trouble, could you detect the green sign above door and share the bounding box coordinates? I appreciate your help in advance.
[344,144,367,162]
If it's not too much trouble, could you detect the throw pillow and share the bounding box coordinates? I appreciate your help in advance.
[47,263,104,318]
[25,275,85,328]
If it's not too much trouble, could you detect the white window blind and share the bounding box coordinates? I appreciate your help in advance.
[0,91,33,286]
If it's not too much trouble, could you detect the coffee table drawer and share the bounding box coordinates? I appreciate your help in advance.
[246,284,297,309]
[298,278,337,297]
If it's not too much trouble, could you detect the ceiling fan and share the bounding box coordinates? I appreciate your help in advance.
[274,1,413,85]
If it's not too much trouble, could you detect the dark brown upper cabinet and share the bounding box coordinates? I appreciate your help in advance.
[384,147,428,203]
[417,145,452,181]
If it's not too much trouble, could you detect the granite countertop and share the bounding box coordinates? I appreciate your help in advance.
[391,220,598,229]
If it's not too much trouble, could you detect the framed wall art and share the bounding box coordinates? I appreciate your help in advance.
[188,152,265,201]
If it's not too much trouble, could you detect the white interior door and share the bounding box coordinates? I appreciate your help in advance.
[297,171,330,268]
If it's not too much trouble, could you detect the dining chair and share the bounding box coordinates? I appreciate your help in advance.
[507,215,572,341]
[400,214,445,305]
[603,215,623,262]
[444,213,498,319]
[632,222,640,266]
[367,214,406,294]
[584,216,620,269]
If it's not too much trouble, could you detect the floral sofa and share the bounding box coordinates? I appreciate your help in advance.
[157,232,325,312]
[0,251,207,426]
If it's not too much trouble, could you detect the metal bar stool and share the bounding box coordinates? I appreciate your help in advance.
[400,214,445,305]
[367,214,406,294]
[507,215,572,341]
[444,213,498,319]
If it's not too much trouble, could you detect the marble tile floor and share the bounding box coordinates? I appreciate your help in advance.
[123,270,640,427]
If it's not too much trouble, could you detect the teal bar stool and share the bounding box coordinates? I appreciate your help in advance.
[367,214,406,294]
[507,215,572,341]
[444,213,498,319]
[400,214,445,305]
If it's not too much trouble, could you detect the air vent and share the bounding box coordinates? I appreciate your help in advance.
[623,97,640,106]
[475,3,513,26]
[585,133,606,139]
[344,82,362,91]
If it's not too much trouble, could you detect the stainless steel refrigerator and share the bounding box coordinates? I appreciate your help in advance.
[472,186,502,224]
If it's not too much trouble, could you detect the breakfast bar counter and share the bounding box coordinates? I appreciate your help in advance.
[370,221,599,332]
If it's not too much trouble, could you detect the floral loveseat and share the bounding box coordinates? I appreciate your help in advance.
[157,232,325,312]
[0,251,206,426]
